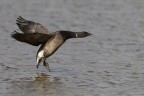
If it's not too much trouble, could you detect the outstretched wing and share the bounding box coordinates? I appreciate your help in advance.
[11,31,55,46]
[16,16,49,34]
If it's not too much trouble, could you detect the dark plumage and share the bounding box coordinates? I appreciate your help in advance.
[12,31,55,46]
[16,16,49,34]
[12,16,92,71]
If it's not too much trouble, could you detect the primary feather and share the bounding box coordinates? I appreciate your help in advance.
[16,16,49,34]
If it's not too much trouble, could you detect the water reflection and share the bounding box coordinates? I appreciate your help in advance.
[34,72,61,89]
[9,73,65,96]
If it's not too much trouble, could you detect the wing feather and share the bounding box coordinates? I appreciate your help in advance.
[16,16,49,34]
[11,30,55,46]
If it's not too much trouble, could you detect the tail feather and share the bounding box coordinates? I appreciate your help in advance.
[36,50,44,69]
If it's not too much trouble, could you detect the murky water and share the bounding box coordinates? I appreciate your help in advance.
[0,0,144,96]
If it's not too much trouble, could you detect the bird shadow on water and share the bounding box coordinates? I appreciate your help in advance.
[8,72,65,96]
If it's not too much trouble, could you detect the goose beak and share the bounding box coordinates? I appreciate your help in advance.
[88,33,92,36]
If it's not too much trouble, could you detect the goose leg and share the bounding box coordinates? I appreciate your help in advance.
[43,60,51,71]
[36,58,42,69]
[36,63,40,69]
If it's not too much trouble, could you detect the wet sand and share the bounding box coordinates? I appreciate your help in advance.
[1,0,144,96]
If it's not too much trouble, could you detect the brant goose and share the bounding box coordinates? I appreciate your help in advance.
[12,16,92,71]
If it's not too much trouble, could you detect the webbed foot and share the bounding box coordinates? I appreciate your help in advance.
[43,60,51,72]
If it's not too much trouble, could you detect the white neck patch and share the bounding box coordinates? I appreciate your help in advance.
[76,34,78,37]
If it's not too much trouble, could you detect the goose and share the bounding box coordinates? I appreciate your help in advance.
[12,16,92,71]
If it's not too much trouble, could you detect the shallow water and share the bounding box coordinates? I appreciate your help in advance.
[1,0,144,96]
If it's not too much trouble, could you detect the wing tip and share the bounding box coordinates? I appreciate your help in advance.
[16,16,27,23]
[17,16,25,20]
[11,30,21,37]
